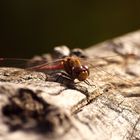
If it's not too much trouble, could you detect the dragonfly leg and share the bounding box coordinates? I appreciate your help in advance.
[48,71,74,85]
[47,72,90,97]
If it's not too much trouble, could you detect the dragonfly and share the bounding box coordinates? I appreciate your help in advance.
[0,56,90,83]
[0,53,135,91]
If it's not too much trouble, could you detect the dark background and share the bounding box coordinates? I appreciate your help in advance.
[0,1,140,58]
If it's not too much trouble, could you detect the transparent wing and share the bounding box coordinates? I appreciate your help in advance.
[0,57,64,71]
[0,58,30,68]
[79,54,124,68]
[86,58,135,92]
[0,55,122,70]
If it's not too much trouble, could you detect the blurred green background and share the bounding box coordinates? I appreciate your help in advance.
[0,1,140,58]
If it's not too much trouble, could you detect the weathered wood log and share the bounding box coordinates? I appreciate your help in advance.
[0,30,140,140]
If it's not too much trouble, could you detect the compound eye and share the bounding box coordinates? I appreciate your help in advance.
[82,65,89,76]
[72,65,89,81]
[78,66,89,81]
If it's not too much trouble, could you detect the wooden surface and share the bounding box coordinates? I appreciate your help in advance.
[0,30,140,140]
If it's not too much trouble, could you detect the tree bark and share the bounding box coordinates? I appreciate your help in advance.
[0,30,140,140]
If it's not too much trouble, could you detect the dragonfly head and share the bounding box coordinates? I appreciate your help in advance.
[72,65,89,81]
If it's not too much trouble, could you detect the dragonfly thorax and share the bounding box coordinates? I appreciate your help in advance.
[62,57,89,81]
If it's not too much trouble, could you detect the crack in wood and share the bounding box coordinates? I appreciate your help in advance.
[128,116,140,140]
[70,88,103,115]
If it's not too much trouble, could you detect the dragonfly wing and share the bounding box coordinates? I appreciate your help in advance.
[88,63,135,91]
[0,58,30,68]
[80,54,124,68]
[0,58,64,71]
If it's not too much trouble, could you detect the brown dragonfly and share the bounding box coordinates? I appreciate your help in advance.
[0,54,134,90]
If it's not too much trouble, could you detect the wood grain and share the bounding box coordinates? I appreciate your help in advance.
[0,30,140,140]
